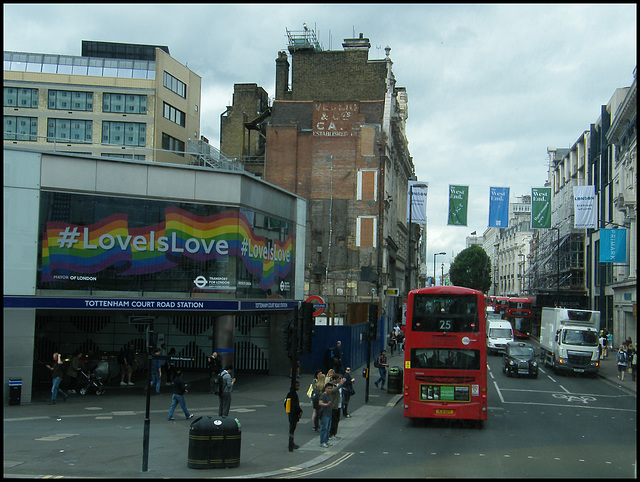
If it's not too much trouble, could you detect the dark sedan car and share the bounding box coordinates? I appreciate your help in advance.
[502,342,538,378]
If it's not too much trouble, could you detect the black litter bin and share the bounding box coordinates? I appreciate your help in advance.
[9,378,22,405]
[188,415,241,469]
[387,367,403,394]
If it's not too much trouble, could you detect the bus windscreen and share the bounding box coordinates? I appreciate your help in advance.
[411,294,479,333]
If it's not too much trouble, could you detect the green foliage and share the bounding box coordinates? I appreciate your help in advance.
[449,245,491,292]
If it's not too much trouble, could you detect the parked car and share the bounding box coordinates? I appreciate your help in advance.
[502,342,538,378]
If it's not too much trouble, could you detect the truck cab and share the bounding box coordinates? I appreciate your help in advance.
[539,308,600,375]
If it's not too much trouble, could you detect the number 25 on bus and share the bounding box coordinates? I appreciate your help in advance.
[403,286,488,426]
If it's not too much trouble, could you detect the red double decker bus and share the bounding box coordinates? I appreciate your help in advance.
[494,296,509,314]
[403,286,488,426]
[507,297,532,338]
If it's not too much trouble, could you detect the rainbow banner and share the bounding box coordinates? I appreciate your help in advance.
[41,208,294,291]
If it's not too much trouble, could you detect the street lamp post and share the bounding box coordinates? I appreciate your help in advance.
[433,252,446,286]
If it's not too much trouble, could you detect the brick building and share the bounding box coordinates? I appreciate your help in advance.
[260,30,417,324]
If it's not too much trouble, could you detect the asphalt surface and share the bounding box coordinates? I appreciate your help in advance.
[3,347,635,479]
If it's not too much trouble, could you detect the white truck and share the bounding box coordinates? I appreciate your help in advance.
[539,307,601,375]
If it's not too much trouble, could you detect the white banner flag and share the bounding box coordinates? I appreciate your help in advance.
[573,185,596,229]
[406,181,428,224]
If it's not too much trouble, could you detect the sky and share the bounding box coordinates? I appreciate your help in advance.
[3,3,637,278]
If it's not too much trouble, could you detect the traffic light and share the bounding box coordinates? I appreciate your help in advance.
[300,302,315,354]
[282,321,294,353]
[367,304,379,340]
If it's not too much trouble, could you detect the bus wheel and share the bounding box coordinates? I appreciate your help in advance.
[476,420,484,429]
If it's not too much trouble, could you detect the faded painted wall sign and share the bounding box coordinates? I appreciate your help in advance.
[313,102,359,137]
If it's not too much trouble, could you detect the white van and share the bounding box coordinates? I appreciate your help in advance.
[486,320,514,355]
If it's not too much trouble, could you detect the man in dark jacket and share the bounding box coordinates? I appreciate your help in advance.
[167,370,194,420]
[286,381,303,451]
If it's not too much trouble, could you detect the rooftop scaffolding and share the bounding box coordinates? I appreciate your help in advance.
[286,25,322,52]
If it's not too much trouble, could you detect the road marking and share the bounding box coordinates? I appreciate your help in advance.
[35,433,79,441]
[493,381,505,403]
[552,393,596,404]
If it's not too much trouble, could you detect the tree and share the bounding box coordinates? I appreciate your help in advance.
[449,245,491,292]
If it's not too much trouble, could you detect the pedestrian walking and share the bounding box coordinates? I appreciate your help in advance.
[311,372,325,431]
[630,343,637,382]
[65,352,84,394]
[120,344,137,386]
[331,341,343,374]
[208,351,222,394]
[374,349,389,389]
[149,347,162,394]
[329,373,344,440]
[285,380,303,451]
[47,352,68,404]
[607,331,613,353]
[318,382,334,448]
[388,331,397,355]
[160,343,168,384]
[600,332,608,359]
[616,345,628,381]
[166,347,176,385]
[341,367,355,418]
[167,370,194,420]
[218,364,236,416]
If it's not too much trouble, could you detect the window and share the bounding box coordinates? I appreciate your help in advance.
[357,170,378,201]
[162,133,185,156]
[163,102,186,127]
[47,118,92,143]
[4,116,37,141]
[4,87,39,108]
[103,93,147,114]
[163,71,186,98]
[356,216,377,248]
[102,121,146,146]
[49,90,93,111]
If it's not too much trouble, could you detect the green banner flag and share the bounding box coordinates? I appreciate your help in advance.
[531,187,551,229]
[447,185,468,226]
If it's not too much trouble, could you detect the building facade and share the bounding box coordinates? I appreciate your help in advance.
[258,30,417,325]
[4,41,201,165]
[3,147,307,404]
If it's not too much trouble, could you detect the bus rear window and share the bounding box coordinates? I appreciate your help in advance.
[411,294,479,332]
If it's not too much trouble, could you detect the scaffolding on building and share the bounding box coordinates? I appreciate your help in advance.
[286,26,323,51]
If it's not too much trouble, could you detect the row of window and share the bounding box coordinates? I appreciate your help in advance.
[5,87,148,114]
[6,87,188,129]
[163,71,186,98]
[5,115,184,154]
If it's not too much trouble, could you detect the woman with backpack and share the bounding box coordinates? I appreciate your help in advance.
[616,345,628,381]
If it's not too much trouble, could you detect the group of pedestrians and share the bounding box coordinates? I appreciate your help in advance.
[312,370,349,448]
[616,338,637,382]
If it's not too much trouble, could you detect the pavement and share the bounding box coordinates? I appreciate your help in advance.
[3,350,407,479]
[3,348,635,479]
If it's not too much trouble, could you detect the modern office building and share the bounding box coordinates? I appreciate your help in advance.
[4,41,201,165]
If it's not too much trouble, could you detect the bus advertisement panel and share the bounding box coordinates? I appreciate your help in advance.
[403,286,488,425]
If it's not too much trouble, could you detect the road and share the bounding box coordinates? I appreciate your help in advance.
[285,353,637,478]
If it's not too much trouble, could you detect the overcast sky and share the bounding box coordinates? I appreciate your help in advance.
[4,3,636,277]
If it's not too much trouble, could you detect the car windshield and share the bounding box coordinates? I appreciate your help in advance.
[509,346,534,357]
[562,329,599,346]
[489,328,512,338]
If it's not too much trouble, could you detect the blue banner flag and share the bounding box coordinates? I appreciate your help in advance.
[488,187,509,228]
[599,229,627,263]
